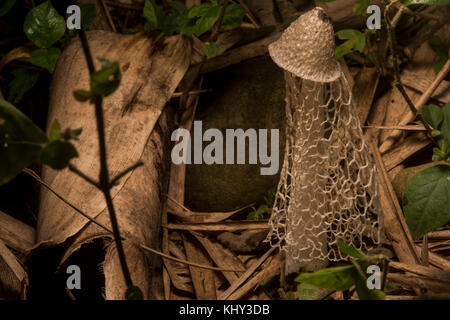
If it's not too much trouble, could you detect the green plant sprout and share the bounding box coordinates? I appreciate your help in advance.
[295,241,388,300]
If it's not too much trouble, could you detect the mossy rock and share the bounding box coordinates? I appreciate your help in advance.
[185,55,286,211]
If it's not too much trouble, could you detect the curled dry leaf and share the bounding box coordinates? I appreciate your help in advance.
[0,239,28,299]
[34,31,191,299]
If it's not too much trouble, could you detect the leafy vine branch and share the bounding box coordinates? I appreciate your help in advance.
[74,27,135,296]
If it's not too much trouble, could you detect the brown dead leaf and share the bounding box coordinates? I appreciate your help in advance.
[0,210,35,254]
[194,233,245,285]
[35,31,191,299]
[0,239,28,299]
[182,234,217,300]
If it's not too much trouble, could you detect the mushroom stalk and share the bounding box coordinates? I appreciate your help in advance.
[267,7,384,273]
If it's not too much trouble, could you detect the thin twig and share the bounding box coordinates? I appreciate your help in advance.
[236,0,260,28]
[171,89,212,98]
[23,168,245,273]
[99,0,117,32]
[110,161,143,187]
[422,235,429,267]
[68,163,100,188]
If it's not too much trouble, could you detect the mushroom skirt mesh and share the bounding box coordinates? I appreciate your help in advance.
[266,72,384,270]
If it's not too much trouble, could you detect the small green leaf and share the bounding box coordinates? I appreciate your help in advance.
[0,99,48,185]
[422,105,443,129]
[143,0,164,31]
[48,120,61,141]
[40,140,78,170]
[90,58,121,97]
[392,162,444,198]
[23,0,66,48]
[125,285,144,300]
[188,3,213,18]
[295,265,356,291]
[336,29,365,52]
[222,4,245,29]
[73,90,93,102]
[29,47,61,73]
[0,0,16,17]
[170,1,187,15]
[337,241,367,260]
[428,36,449,74]
[352,0,370,16]
[80,3,96,30]
[297,283,324,300]
[62,127,82,141]
[160,9,179,35]
[7,68,39,104]
[193,5,221,36]
[404,164,450,239]
[205,42,219,56]
[352,261,386,300]
[335,40,356,59]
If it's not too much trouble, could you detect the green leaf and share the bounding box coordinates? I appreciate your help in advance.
[440,102,450,142]
[205,42,219,56]
[335,40,356,59]
[337,241,367,260]
[193,5,221,36]
[143,0,164,31]
[73,90,93,102]
[160,9,179,35]
[336,29,366,52]
[0,99,48,185]
[90,57,121,97]
[23,0,66,48]
[48,119,61,141]
[40,140,78,170]
[407,0,450,5]
[428,36,449,74]
[404,164,450,239]
[352,0,370,16]
[222,4,245,29]
[7,68,39,104]
[125,286,144,300]
[29,47,61,73]
[170,1,187,15]
[297,283,324,300]
[188,3,213,18]
[422,104,443,129]
[63,127,82,141]
[392,162,445,198]
[352,261,386,300]
[295,265,356,291]
[0,0,16,17]
[80,3,96,30]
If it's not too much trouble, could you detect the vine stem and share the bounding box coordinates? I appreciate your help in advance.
[77,28,133,290]
[384,1,437,145]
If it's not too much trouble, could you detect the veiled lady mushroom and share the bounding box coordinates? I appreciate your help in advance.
[266,7,384,273]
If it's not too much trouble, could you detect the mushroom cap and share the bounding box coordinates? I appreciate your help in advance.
[268,7,341,83]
